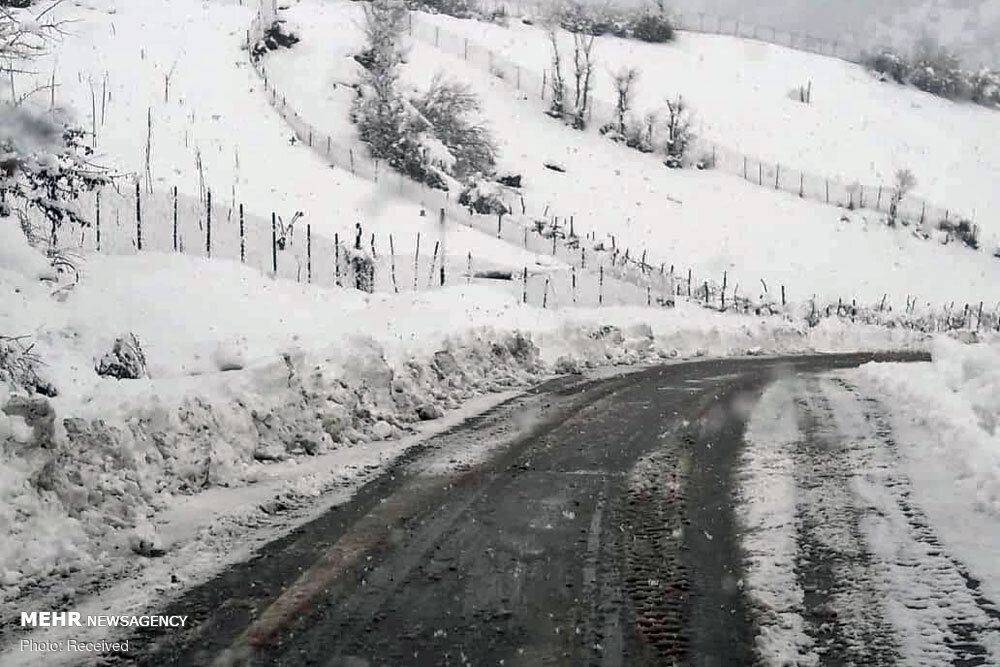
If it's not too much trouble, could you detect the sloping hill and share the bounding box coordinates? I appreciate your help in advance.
[413,7,1000,232]
[271,0,1000,310]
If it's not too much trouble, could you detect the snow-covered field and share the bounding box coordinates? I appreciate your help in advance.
[1,210,928,664]
[409,8,1000,233]
[2,0,998,662]
[739,338,1000,666]
[266,0,1000,310]
[855,338,1000,601]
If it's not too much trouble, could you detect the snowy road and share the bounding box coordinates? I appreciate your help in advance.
[742,375,1000,667]
[84,351,1000,667]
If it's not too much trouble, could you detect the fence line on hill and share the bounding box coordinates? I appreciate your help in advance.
[218,3,997,333]
[408,13,979,239]
[60,182,673,310]
[53,179,999,335]
[472,0,873,64]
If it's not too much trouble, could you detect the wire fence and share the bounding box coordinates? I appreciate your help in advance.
[473,0,871,63]
[44,177,999,335]
[408,12,979,239]
[51,181,678,310]
[94,1,985,334]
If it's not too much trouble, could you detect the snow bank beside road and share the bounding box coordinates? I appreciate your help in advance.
[855,337,1000,602]
[1,227,927,642]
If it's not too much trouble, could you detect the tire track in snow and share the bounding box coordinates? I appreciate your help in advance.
[739,379,820,666]
[824,376,1000,667]
[790,378,899,666]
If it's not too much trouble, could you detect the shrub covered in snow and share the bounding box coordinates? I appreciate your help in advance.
[663,95,695,167]
[353,1,495,190]
[458,178,510,215]
[95,333,149,380]
[549,1,674,44]
[864,41,1000,109]
[939,218,979,250]
[866,49,911,84]
[630,11,674,43]
[0,336,50,396]
[411,75,497,180]
[405,0,477,19]
[250,20,300,62]
[0,105,109,230]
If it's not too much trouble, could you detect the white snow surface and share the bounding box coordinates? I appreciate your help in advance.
[410,8,1000,231]
[740,368,1000,666]
[854,337,1000,604]
[1,0,989,661]
[264,0,1000,308]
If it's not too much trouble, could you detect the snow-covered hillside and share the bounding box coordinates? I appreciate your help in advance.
[410,8,1000,230]
[1,0,997,660]
[266,0,1000,310]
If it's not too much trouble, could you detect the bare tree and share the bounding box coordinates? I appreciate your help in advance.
[570,31,595,129]
[612,66,639,134]
[546,28,567,118]
[889,168,916,226]
[663,95,694,167]
[1,0,71,71]
[1,1,108,229]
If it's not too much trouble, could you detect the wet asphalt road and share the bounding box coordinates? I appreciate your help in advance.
[103,352,928,667]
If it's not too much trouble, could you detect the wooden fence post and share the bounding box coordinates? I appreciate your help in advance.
[497,212,502,238]
[414,232,420,289]
[206,189,212,258]
[781,285,786,307]
[571,265,577,303]
[335,232,341,286]
[722,271,727,309]
[307,223,312,283]
[687,268,692,297]
[135,180,142,251]
[825,179,830,204]
[599,265,604,305]
[774,164,781,190]
[466,251,472,284]
[96,191,101,252]
[522,267,528,304]
[543,277,549,308]
[239,203,245,263]
[439,208,446,287]
[271,212,277,274]
[172,186,178,252]
[389,234,398,293]
[428,240,439,287]
[758,163,763,186]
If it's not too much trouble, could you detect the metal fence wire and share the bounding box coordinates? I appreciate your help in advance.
[61,1,969,333]
[407,11,976,238]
